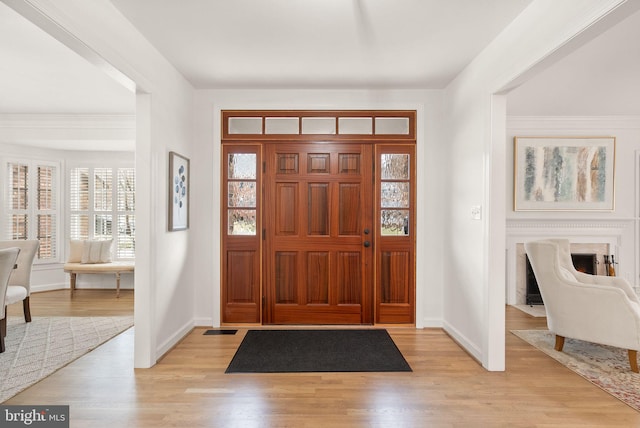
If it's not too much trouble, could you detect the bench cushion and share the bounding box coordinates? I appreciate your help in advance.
[64,261,135,273]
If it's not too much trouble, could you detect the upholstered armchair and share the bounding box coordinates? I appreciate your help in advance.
[524,239,640,372]
[1,247,21,353]
[0,240,39,322]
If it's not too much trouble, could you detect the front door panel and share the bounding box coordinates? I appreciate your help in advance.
[264,143,373,324]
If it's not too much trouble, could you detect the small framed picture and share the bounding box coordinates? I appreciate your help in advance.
[513,136,615,211]
[169,151,189,231]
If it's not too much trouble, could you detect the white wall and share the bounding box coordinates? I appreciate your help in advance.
[442,0,637,370]
[6,0,197,367]
[192,89,445,328]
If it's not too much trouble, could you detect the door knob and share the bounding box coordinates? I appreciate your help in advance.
[363,241,371,248]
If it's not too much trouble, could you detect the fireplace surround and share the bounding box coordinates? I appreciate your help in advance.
[525,253,598,305]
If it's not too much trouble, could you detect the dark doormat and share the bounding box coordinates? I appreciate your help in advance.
[225,329,412,373]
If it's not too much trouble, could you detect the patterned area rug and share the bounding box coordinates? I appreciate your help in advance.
[0,316,134,403]
[512,329,640,411]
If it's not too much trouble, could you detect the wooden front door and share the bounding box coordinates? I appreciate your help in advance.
[263,143,374,324]
[221,110,416,326]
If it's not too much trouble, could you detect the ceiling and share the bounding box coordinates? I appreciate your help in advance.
[108,0,532,89]
[0,0,638,148]
[0,1,134,114]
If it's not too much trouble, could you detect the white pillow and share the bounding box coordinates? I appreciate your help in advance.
[81,239,113,264]
[559,267,576,282]
[68,240,85,263]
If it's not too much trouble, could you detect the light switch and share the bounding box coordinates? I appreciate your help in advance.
[471,205,482,220]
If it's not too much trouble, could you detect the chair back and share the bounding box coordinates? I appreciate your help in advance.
[0,247,21,319]
[0,240,39,293]
[544,238,578,275]
[524,240,569,332]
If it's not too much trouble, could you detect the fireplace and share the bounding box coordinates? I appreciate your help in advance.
[525,253,597,305]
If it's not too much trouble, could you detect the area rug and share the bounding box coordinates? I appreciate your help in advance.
[226,329,412,373]
[512,329,640,411]
[0,315,134,402]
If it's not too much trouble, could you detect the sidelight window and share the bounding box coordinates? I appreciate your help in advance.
[380,154,410,236]
[227,153,257,235]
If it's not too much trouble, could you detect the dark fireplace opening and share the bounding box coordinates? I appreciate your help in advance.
[525,253,597,305]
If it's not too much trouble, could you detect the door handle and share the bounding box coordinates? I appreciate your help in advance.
[363,241,371,248]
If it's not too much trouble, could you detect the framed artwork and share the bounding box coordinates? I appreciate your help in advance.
[169,151,190,230]
[513,136,615,211]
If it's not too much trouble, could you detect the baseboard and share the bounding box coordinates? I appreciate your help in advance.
[155,319,194,362]
[442,320,482,363]
[194,317,214,327]
[422,317,443,328]
[32,283,67,293]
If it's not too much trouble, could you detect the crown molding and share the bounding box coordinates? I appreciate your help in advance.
[507,115,640,130]
[0,113,135,129]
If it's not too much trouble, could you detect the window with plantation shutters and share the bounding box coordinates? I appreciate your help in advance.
[4,160,60,262]
[117,168,135,259]
[69,166,135,260]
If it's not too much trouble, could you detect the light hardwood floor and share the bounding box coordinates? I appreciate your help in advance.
[4,290,639,427]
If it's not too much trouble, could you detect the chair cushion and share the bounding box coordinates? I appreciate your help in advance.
[5,285,27,305]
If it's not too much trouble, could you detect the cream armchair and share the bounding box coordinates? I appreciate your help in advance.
[0,240,39,322]
[524,239,640,372]
[1,247,21,353]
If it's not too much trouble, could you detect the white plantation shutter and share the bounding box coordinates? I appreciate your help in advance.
[4,160,60,262]
[36,166,57,259]
[69,168,89,240]
[6,162,28,240]
[117,168,135,258]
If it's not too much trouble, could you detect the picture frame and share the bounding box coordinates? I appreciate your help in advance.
[169,151,190,231]
[513,136,615,211]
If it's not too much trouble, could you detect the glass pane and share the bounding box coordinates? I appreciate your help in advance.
[118,168,136,211]
[381,154,409,180]
[70,214,89,240]
[381,210,409,236]
[265,117,299,134]
[94,214,113,239]
[94,168,112,211]
[338,117,372,135]
[37,214,55,259]
[228,153,257,179]
[118,214,136,258]
[375,117,410,135]
[228,209,257,235]
[37,166,55,210]
[228,182,256,207]
[381,182,410,208]
[228,117,262,134]
[11,214,28,240]
[301,117,336,134]
[70,168,89,211]
[9,163,28,210]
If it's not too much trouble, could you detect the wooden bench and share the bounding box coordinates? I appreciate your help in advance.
[63,262,134,298]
